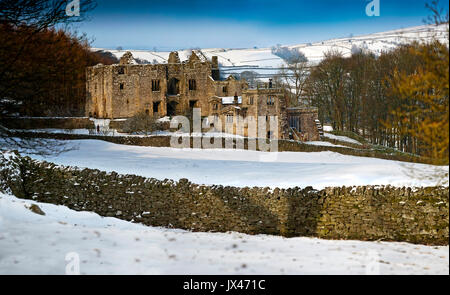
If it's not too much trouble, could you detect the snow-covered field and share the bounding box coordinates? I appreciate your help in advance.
[303,141,349,148]
[14,127,355,149]
[27,139,448,189]
[0,193,447,275]
[323,132,363,145]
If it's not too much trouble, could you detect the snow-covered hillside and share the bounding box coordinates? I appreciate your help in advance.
[27,139,449,189]
[95,24,448,78]
[0,193,447,275]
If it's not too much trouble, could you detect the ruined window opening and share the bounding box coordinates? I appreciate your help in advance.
[226,114,233,123]
[153,101,160,114]
[118,67,125,75]
[222,86,228,95]
[120,83,124,90]
[189,79,197,91]
[213,103,218,110]
[189,100,197,109]
[167,78,180,95]
[152,80,160,91]
[267,96,274,106]
[248,97,254,105]
[289,115,301,132]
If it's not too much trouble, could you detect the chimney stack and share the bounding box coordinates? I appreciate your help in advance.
[211,56,220,81]
[212,56,219,68]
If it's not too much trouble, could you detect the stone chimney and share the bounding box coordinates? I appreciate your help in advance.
[168,51,181,64]
[119,51,134,65]
[212,56,219,68]
[211,56,220,81]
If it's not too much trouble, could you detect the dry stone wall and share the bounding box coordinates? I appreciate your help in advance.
[1,153,448,245]
[2,117,94,130]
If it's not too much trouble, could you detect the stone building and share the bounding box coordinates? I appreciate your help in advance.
[86,51,320,141]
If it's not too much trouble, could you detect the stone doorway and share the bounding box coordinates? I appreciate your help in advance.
[167,101,178,116]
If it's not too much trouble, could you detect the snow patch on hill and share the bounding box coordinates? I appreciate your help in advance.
[94,24,448,78]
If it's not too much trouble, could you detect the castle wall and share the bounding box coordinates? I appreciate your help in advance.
[287,107,320,141]
[86,52,317,141]
[110,65,167,118]
[86,66,113,118]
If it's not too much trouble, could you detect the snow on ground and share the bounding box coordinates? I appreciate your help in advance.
[323,133,363,145]
[304,141,348,148]
[15,128,352,148]
[15,128,93,135]
[13,128,247,138]
[27,139,448,189]
[323,125,334,132]
[0,193,447,275]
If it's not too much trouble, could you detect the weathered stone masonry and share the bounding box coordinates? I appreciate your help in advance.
[1,154,448,245]
[86,51,320,141]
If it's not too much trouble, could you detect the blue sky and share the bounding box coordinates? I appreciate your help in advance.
[76,0,449,50]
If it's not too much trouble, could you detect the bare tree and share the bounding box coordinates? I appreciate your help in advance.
[0,0,97,89]
[277,50,309,106]
[240,71,259,88]
[424,0,449,25]
[122,111,164,135]
[0,0,97,155]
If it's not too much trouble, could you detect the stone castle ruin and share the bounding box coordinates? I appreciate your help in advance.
[86,51,320,140]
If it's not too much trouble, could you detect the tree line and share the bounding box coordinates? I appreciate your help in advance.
[301,39,448,163]
[271,1,448,163]
[0,0,116,118]
[0,0,118,155]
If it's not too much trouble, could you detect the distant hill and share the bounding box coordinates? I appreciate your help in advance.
[93,24,448,78]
